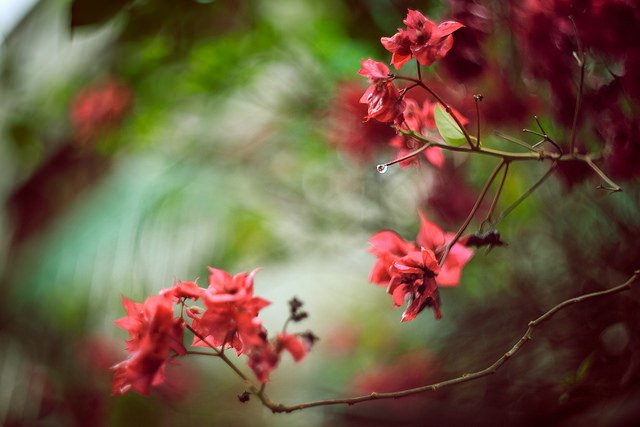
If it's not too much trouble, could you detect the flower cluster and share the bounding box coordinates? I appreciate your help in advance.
[112,267,315,395]
[356,10,465,164]
[369,212,473,321]
[381,9,464,70]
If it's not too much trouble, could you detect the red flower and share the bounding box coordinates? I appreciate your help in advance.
[70,77,133,142]
[160,280,203,301]
[368,212,473,320]
[112,295,186,395]
[358,58,392,82]
[389,248,442,321]
[326,82,396,162]
[416,211,473,287]
[358,59,406,124]
[189,268,270,355]
[381,9,464,69]
[246,332,311,383]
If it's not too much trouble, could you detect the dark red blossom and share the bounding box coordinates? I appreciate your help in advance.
[368,212,473,321]
[160,280,203,300]
[189,268,270,355]
[326,82,395,162]
[112,295,185,395]
[358,59,406,124]
[381,9,464,69]
[246,332,311,383]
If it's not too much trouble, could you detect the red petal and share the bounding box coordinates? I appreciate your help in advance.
[416,210,446,250]
[358,58,390,81]
[435,21,464,38]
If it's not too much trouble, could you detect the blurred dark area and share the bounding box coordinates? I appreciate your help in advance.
[0,0,638,426]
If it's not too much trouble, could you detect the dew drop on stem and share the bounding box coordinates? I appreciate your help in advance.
[376,164,388,174]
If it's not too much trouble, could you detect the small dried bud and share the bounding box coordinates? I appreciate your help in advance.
[238,391,251,403]
[292,311,309,322]
[301,331,320,347]
[289,297,304,313]
[463,230,506,249]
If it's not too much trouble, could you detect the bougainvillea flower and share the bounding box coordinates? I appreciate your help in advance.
[358,59,392,82]
[70,77,133,142]
[246,332,312,383]
[160,280,203,301]
[325,82,396,163]
[358,59,406,124]
[388,248,442,321]
[112,295,186,395]
[381,9,464,69]
[368,212,473,320]
[416,211,473,287]
[359,81,406,124]
[275,333,311,362]
[368,230,419,286]
[368,231,442,320]
[189,268,270,355]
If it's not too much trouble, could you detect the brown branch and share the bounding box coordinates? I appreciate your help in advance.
[256,270,639,413]
[439,159,505,267]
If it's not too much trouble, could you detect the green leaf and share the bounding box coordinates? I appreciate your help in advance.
[434,104,467,147]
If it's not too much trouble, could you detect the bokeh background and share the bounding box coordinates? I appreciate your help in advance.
[1,0,639,425]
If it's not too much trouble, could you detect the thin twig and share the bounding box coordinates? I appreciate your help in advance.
[494,131,539,153]
[495,162,557,224]
[584,156,622,193]
[474,94,483,148]
[569,16,585,154]
[439,160,505,266]
[483,161,510,225]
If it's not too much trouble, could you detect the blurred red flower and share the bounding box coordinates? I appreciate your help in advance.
[112,295,185,395]
[70,77,133,142]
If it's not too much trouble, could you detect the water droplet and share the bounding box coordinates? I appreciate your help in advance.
[376,164,388,174]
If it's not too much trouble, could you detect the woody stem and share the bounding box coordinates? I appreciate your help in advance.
[439,159,505,267]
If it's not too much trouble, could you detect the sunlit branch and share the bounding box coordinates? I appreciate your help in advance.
[585,156,622,193]
[254,271,639,413]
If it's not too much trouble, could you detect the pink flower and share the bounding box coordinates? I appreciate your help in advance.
[368,231,442,321]
[246,332,312,383]
[112,295,185,395]
[368,212,473,320]
[381,9,464,69]
[326,82,395,162]
[416,211,473,287]
[189,268,270,355]
[358,59,406,124]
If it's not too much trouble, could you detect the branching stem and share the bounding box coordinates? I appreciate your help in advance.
[251,271,639,413]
